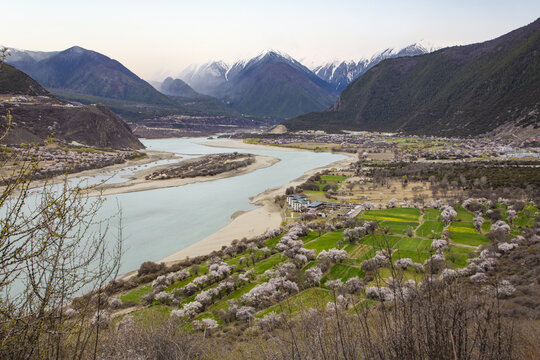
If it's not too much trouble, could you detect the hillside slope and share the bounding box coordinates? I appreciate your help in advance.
[285,19,540,136]
[7,46,175,106]
[0,64,144,149]
[180,51,337,119]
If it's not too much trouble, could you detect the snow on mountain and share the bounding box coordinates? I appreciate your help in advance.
[3,46,59,64]
[178,61,230,96]
[314,43,438,91]
[178,49,326,97]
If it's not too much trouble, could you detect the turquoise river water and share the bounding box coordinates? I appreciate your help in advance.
[94,138,346,275]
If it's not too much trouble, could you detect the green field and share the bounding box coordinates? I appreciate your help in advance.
[448,223,489,246]
[253,253,284,274]
[361,208,421,222]
[423,208,442,220]
[120,285,152,304]
[379,221,419,235]
[209,282,260,311]
[445,245,473,267]
[304,230,344,253]
[416,221,445,237]
[455,205,475,221]
[257,288,332,317]
[323,264,364,283]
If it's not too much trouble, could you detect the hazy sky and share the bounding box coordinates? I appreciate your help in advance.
[4,0,539,80]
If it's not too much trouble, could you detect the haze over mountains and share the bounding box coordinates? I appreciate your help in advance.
[176,45,435,117]
[285,18,540,136]
[5,42,435,121]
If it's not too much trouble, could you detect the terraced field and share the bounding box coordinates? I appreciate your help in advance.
[116,202,537,326]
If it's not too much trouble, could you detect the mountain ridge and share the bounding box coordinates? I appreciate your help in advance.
[0,63,144,149]
[283,19,540,136]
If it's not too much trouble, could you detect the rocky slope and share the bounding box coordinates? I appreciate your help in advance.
[0,64,144,149]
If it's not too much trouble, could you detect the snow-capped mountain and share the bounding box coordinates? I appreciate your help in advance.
[178,50,336,118]
[178,61,229,96]
[313,43,439,91]
[3,47,59,63]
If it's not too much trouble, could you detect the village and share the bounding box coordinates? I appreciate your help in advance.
[227,131,540,161]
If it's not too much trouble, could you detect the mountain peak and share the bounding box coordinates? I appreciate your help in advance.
[255,49,294,62]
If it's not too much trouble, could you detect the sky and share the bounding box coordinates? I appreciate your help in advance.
[3,0,539,80]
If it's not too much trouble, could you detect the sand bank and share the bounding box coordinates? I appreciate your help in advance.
[89,154,280,196]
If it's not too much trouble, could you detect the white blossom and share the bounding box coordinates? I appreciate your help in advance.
[394,258,413,270]
[497,280,516,298]
[470,272,488,283]
[498,242,517,253]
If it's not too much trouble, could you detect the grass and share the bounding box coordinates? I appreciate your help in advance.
[380,221,419,235]
[257,288,332,318]
[301,231,321,243]
[265,234,283,247]
[416,221,445,238]
[391,238,434,263]
[481,221,492,233]
[321,175,347,182]
[514,217,534,227]
[131,305,171,327]
[455,205,475,221]
[165,276,195,293]
[394,237,423,252]
[449,229,489,246]
[253,253,284,274]
[361,234,402,249]
[345,243,378,262]
[375,268,423,283]
[423,208,442,220]
[209,282,260,311]
[445,245,474,267]
[120,285,152,304]
[448,222,477,234]
[361,208,421,222]
[304,230,344,253]
[323,264,364,283]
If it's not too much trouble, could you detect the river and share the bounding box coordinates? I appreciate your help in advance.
[95,138,346,275]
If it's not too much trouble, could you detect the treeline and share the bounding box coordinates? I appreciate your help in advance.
[364,160,540,188]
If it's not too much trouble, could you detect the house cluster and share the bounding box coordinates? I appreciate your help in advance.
[286,194,356,217]
[287,194,324,212]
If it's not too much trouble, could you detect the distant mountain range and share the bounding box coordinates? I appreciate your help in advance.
[284,19,540,136]
[0,63,144,149]
[6,46,174,106]
[160,77,199,98]
[4,47,249,121]
[312,43,437,91]
[176,51,335,118]
[177,45,434,118]
[5,42,436,121]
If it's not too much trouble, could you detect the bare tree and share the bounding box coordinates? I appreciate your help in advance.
[0,92,122,358]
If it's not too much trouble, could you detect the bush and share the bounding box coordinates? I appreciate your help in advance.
[137,261,165,276]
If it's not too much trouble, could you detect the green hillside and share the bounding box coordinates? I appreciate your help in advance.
[284,18,540,136]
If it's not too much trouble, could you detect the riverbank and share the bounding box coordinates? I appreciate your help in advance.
[158,149,356,265]
[90,154,280,196]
